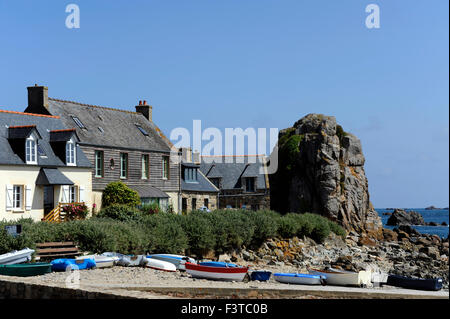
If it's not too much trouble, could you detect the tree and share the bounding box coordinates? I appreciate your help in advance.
[101,181,140,208]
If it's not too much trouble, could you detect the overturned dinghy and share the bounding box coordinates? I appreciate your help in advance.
[51,258,96,271]
[310,268,372,287]
[76,255,118,268]
[147,254,196,270]
[118,255,149,267]
[146,258,177,272]
[0,248,35,265]
[274,273,325,285]
[0,263,52,277]
[386,274,443,291]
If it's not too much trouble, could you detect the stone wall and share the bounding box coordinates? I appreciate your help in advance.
[0,279,130,299]
[219,190,270,210]
[181,191,218,213]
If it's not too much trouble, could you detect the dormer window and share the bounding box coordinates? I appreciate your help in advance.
[185,167,198,183]
[66,138,76,166]
[245,177,255,192]
[25,135,37,164]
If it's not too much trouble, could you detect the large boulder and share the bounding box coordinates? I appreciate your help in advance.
[386,209,426,226]
[269,114,383,240]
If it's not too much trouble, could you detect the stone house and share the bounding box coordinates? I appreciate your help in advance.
[23,85,180,213]
[179,148,219,213]
[0,109,93,221]
[200,155,270,210]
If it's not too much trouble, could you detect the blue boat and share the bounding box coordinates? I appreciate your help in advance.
[386,275,443,291]
[274,273,326,285]
[198,261,238,268]
[51,258,96,271]
[250,271,272,281]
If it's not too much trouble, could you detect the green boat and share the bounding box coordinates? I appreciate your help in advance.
[0,263,52,277]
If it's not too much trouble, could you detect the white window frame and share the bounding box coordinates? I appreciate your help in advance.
[95,151,104,178]
[120,153,128,179]
[69,185,78,203]
[25,135,37,164]
[162,156,169,180]
[141,154,149,180]
[66,138,76,166]
[12,185,23,210]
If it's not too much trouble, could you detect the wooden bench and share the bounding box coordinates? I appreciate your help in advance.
[35,242,81,261]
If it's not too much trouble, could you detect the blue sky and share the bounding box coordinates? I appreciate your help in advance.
[0,0,448,208]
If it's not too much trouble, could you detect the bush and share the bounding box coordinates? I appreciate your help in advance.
[101,181,141,208]
[180,212,216,255]
[96,204,142,222]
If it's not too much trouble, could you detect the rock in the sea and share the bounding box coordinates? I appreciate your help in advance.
[269,113,383,239]
[386,209,426,226]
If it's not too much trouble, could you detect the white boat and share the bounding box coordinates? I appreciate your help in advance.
[372,272,389,285]
[114,255,149,267]
[145,258,177,272]
[185,262,248,281]
[76,254,118,268]
[147,254,196,270]
[0,248,35,265]
[310,268,372,287]
[273,273,325,285]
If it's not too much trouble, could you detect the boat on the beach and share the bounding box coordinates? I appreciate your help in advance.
[386,274,443,291]
[273,273,325,285]
[198,261,237,268]
[114,254,149,267]
[0,262,52,277]
[76,254,118,268]
[145,257,177,272]
[310,268,372,287]
[372,272,389,285]
[147,254,196,270]
[0,248,35,265]
[249,270,272,282]
[185,262,248,281]
[51,258,96,271]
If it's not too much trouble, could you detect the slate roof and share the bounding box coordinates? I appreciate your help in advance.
[181,162,219,193]
[36,168,74,185]
[0,110,91,168]
[200,155,269,190]
[129,185,169,198]
[47,98,172,152]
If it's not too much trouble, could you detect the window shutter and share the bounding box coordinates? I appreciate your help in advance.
[61,185,69,203]
[25,185,32,210]
[6,185,13,211]
[79,185,85,203]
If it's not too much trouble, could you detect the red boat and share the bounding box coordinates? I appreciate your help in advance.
[185,262,248,281]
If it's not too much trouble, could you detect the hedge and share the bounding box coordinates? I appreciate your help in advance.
[0,209,346,257]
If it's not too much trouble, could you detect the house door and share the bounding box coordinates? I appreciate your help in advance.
[43,186,54,214]
[182,198,187,214]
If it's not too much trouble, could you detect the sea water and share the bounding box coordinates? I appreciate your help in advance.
[376,208,449,239]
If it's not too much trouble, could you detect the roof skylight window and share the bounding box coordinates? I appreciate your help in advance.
[72,116,86,129]
[136,125,149,136]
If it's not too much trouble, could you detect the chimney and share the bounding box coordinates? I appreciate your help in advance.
[135,99,152,122]
[180,147,192,163]
[25,84,51,115]
[192,150,200,164]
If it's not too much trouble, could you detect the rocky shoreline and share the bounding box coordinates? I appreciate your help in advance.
[220,230,449,290]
